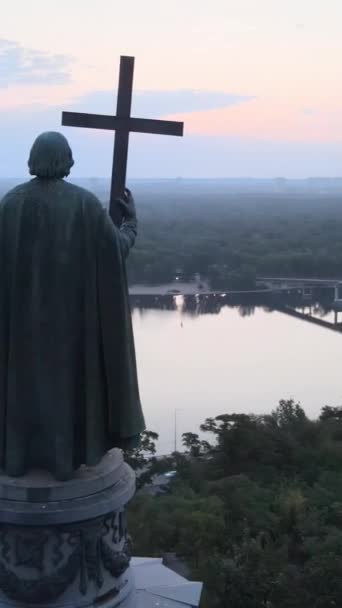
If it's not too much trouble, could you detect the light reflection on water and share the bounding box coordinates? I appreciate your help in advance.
[132,298,342,454]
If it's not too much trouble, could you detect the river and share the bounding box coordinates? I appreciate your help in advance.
[130,292,342,454]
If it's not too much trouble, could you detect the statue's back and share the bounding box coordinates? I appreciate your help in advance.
[0,175,144,480]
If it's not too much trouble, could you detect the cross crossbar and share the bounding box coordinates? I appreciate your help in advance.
[61,55,184,225]
[62,112,183,137]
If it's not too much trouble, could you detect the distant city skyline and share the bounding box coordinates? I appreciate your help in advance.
[0,1,341,178]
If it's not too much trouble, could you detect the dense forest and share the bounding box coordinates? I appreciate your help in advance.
[120,181,342,289]
[126,401,342,607]
[1,178,342,290]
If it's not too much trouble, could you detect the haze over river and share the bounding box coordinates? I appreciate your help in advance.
[131,294,342,454]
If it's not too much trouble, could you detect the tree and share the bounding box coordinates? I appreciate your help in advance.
[320,405,342,421]
[182,432,212,458]
[182,432,201,456]
[272,399,307,429]
[127,403,342,607]
[124,430,159,489]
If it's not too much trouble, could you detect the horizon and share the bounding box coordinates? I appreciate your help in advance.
[2,176,342,182]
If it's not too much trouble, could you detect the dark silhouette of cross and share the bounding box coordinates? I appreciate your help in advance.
[62,55,184,225]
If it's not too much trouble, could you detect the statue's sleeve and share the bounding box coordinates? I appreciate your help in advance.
[96,208,145,440]
[100,210,136,258]
[119,219,137,258]
[114,190,138,257]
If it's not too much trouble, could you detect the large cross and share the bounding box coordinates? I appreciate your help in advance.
[62,56,184,225]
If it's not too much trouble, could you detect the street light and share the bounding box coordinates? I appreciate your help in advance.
[174,408,182,452]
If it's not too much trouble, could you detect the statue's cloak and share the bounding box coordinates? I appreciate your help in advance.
[0,178,145,478]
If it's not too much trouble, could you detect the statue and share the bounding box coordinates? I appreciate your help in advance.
[0,58,188,608]
[0,131,145,481]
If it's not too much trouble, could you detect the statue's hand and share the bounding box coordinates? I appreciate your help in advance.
[118,188,136,222]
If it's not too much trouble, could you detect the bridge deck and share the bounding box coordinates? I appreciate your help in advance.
[275,305,342,333]
[258,276,342,288]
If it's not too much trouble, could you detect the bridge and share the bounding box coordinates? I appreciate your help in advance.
[256,276,342,333]
[257,276,342,307]
[257,276,342,289]
[275,305,342,334]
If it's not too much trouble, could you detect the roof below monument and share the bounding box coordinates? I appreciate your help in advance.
[129,557,203,607]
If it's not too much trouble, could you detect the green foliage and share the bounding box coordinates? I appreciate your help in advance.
[128,400,342,606]
[124,430,159,489]
[126,191,342,287]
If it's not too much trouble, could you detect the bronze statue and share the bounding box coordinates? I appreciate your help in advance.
[0,131,145,480]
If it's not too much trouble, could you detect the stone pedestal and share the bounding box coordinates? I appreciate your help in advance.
[0,449,136,608]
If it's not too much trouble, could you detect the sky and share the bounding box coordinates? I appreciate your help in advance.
[0,0,341,178]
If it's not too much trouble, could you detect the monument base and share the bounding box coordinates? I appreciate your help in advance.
[0,449,136,608]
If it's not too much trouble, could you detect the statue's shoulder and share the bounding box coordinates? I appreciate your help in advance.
[0,181,105,226]
[1,182,30,201]
[0,182,29,206]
